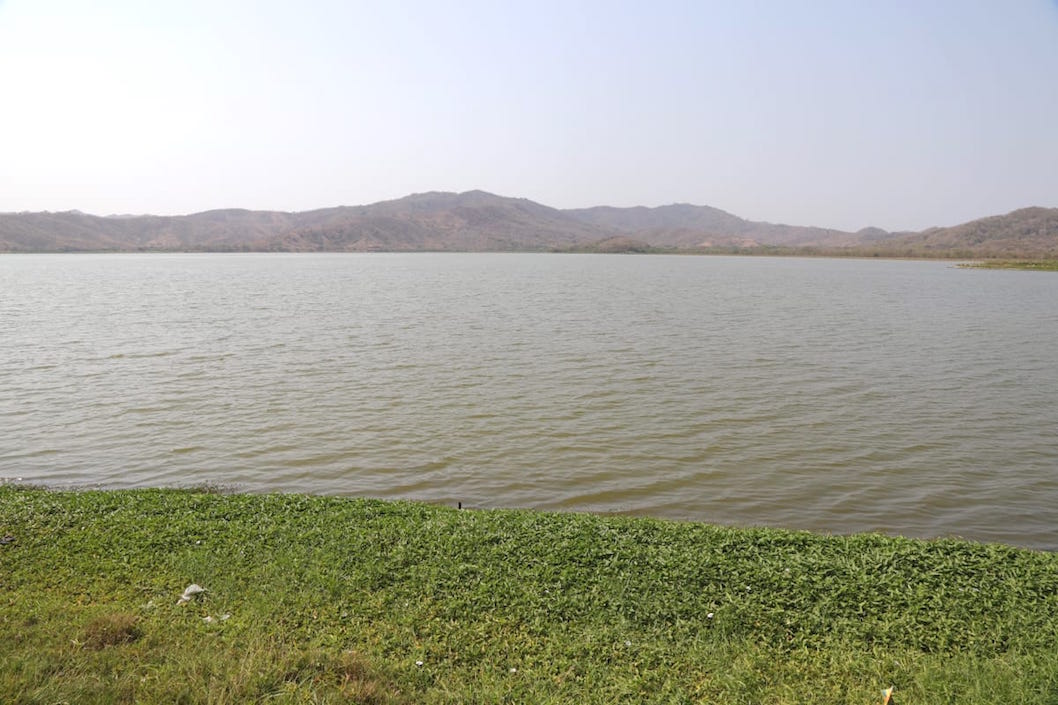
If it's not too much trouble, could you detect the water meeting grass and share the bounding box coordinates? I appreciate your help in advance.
[958,259,1058,271]
[2,485,1057,703]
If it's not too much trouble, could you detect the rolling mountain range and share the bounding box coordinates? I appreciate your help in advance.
[2,191,1056,258]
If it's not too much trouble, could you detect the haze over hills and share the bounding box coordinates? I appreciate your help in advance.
[1,191,1056,258]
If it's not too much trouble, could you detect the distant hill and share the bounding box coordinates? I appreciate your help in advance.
[859,207,1058,258]
[564,203,856,248]
[0,192,608,253]
[1,191,1056,257]
[267,191,609,252]
[0,209,299,252]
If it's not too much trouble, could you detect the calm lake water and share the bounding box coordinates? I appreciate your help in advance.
[2,253,1057,549]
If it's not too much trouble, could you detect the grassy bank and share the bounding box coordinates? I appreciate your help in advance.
[957,259,1058,271]
[2,487,1057,704]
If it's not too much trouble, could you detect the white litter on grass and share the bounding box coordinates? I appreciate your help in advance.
[203,613,230,624]
[177,584,206,605]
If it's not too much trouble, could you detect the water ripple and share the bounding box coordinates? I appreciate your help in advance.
[2,253,1058,549]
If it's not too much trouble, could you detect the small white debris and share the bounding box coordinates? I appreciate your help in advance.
[177,583,206,605]
[509,667,518,673]
[624,640,632,647]
[707,612,715,619]
[203,616,214,623]
[220,613,230,621]
[415,660,424,667]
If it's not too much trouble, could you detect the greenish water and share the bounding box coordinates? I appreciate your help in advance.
[2,253,1056,548]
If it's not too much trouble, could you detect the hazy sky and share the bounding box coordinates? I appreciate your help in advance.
[1,1,1056,230]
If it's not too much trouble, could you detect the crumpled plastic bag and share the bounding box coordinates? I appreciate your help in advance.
[177,583,206,605]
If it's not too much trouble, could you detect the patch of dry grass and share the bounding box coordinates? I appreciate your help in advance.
[82,613,141,650]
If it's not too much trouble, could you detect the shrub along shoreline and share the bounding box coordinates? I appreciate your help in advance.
[2,485,1057,704]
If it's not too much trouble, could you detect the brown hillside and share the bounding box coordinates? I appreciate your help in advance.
[2,193,1055,257]
[879,207,1058,258]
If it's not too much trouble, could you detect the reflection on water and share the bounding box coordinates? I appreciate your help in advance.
[2,253,1057,549]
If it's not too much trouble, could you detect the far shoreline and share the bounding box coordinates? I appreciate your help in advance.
[0,247,1035,264]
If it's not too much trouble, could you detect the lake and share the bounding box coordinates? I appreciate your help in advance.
[2,253,1056,549]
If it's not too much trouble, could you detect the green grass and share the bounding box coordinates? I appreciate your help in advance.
[958,260,1058,271]
[2,486,1058,704]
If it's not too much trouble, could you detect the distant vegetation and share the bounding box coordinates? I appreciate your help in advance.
[4,486,1058,703]
[553,236,673,254]
[958,260,1058,271]
[2,191,1057,259]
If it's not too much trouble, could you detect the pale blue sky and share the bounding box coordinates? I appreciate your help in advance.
[1,0,1055,230]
